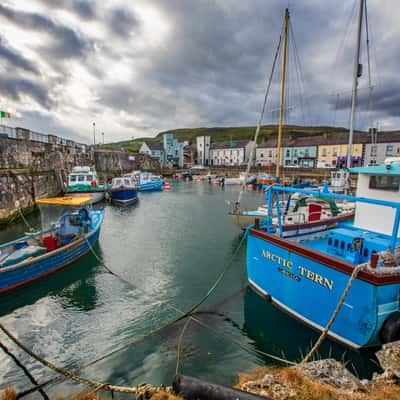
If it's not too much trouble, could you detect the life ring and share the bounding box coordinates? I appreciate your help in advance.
[91,180,96,188]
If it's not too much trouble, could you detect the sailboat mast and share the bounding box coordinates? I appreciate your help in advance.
[275,8,289,178]
[347,0,365,169]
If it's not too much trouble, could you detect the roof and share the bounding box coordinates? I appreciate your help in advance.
[350,164,400,175]
[145,142,164,151]
[211,140,252,150]
[36,196,93,206]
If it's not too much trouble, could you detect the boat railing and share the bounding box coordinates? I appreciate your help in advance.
[264,184,400,252]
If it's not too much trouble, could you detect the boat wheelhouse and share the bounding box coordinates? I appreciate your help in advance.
[0,196,104,294]
[65,166,105,203]
[109,176,138,205]
[246,160,400,348]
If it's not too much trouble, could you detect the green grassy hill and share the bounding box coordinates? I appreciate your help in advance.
[98,125,359,153]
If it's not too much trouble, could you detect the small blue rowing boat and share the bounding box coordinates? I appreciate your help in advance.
[109,176,138,205]
[130,171,163,191]
[0,196,104,294]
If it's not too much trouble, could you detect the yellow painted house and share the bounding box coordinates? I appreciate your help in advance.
[317,135,364,167]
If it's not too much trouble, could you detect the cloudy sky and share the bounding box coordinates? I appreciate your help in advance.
[0,0,399,144]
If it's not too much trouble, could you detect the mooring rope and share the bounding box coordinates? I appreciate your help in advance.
[301,263,366,364]
[0,322,147,394]
[0,230,250,396]
[175,317,192,375]
[0,339,49,400]
[17,207,35,233]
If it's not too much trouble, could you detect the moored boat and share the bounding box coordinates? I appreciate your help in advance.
[109,175,138,205]
[246,158,400,348]
[0,196,104,294]
[130,171,163,191]
[229,190,354,231]
[65,166,105,203]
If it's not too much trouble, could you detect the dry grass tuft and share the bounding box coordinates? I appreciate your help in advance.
[236,366,400,400]
[0,387,16,400]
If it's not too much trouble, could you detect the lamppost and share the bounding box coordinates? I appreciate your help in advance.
[93,122,96,146]
[102,132,104,144]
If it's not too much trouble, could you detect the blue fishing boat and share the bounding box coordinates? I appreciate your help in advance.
[131,171,163,191]
[246,158,400,348]
[109,176,138,205]
[0,196,104,294]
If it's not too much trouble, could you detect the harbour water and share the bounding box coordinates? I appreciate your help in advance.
[0,181,380,397]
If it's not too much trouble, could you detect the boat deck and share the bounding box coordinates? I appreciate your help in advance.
[289,223,400,266]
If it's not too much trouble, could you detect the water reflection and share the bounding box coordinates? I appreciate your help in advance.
[0,252,100,315]
[243,286,380,378]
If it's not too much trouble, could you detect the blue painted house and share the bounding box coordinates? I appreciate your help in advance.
[163,133,184,168]
[282,137,318,167]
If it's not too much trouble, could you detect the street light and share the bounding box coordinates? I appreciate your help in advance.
[102,132,104,144]
[93,122,96,145]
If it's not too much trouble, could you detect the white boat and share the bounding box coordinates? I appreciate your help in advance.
[64,166,105,204]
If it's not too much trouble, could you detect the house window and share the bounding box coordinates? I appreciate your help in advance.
[370,145,377,156]
[369,175,400,191]
[322,148,327,156]
[332,147,338,156]
[294,149,298,156]
[386,145,394,155]
[260,153,264,158]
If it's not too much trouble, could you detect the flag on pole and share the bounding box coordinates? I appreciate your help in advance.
[0,111,11,118]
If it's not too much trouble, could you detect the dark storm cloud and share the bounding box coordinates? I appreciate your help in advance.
[0,4,92,59]
[0,37,39,73]
[107,8,140,37]
[0,76,51,108]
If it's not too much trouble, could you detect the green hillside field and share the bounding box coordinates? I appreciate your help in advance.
[98,125,362,153]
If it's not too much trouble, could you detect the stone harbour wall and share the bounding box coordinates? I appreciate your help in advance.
[0,134,161,223]
[0,170,62,223]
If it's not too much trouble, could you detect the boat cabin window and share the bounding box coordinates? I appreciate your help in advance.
[124,179,131,185]
[70,175,77,182]
[328,237,332,245]
[369,175,400,191]
[87,175,93,181]
[334,239,338,248]
[363,248,369,258]
[78,175,85,182]
[340,241,345,250]
[114,179,122,185]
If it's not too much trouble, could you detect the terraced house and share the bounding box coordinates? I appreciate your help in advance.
[210,140,254,166]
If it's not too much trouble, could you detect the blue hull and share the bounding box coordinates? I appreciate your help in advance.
[0,210,104,294]
[110,188,138,204]
[138,179,163,191]
[246,229,400,348]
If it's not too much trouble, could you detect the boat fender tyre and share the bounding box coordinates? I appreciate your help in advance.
[91,180,96,188]
[380,311,400,344]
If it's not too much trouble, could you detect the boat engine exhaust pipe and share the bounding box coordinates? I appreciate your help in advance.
[172,374,271,400]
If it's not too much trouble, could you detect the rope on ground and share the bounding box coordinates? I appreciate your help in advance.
[301,263,366,364]
[175,317,192,375]
[0,339,49,400]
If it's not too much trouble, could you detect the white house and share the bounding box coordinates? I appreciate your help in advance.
[196,136,211,166]
[255,139,278,166]
[210,140,255,166]
[139,142,164,163]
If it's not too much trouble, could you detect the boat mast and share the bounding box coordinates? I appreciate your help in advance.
[275,8,289,178]
[347,0,365,169]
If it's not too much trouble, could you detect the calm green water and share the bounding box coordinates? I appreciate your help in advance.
[0,181,379,397]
